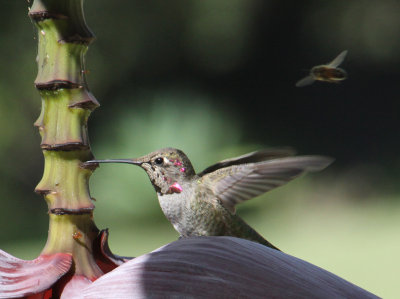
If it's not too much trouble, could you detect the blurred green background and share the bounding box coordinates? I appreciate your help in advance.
[1,1,399,298]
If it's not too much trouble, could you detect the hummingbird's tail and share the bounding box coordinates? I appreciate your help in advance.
[230,214,281,251]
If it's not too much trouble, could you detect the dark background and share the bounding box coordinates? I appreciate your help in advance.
[0,1,399,297]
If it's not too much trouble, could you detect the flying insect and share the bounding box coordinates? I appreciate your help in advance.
[296,50,348,87]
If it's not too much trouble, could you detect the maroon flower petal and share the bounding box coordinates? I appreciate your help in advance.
[93,229,132,274]
[58,275,92,299]
[0,250,72,298]
[82,237,379,299]
[26,289,53,299]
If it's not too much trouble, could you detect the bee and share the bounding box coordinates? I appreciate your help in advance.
[296,50,348,87]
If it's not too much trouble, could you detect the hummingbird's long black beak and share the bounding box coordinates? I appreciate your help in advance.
[85,159,142,165]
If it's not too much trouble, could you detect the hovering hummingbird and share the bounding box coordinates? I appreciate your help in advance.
[296,50,348,87]
[86,148,333,250]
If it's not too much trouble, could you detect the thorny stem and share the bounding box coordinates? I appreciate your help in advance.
[29,0,102,283]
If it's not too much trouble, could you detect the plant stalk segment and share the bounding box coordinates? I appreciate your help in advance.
[29,0,105,289]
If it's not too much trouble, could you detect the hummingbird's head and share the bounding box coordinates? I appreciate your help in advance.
[87,148,196,195]
[134,148,196,195]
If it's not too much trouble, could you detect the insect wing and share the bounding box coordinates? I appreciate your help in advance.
[295,75,315,87]
[327,50,348,68]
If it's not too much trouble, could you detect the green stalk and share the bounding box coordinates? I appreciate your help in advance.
[29,0,102,280]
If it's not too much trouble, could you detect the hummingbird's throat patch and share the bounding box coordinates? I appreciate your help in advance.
[168,182,183,194]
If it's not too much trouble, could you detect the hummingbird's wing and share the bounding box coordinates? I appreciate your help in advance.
[327,50,348,68]
[201,156,333,214]
[198,148,295,177]
[295,75,315,87]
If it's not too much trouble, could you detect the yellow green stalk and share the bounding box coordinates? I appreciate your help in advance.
[29,0,103,284]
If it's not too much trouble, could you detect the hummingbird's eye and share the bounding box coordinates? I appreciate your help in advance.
[154,157,164,165]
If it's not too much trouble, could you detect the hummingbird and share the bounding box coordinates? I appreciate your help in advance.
[86,148,333,250]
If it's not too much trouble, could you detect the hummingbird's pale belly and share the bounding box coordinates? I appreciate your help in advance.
[157,187,228,237]
[157,183,279,249]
